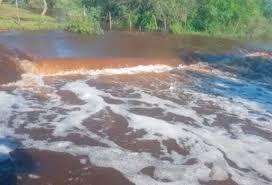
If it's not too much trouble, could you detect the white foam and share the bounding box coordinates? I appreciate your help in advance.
[0,143,12,161]
[3,73,45,88]
[0,92,18,122]
[88,146,208,185]
[42,64,174,77]
[0,136,16,161]
[0,69,272,185]
[28,174,40,179]
[64,80,272,185]
[51,82,107,136]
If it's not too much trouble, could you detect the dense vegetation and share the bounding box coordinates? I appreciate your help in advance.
[1,0,272,39]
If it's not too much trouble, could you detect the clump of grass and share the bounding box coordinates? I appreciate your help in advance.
[0,3,58,31]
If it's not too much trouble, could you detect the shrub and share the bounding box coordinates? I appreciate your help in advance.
[64,14,102,34]
[136,14,157,31]
[169,22,184,34]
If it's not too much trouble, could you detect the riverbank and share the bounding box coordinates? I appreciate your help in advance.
[0,4,57,31]
[0,3,271,42]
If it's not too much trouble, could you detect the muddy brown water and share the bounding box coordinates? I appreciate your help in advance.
[0,31,248,58]
[0,31,272,185]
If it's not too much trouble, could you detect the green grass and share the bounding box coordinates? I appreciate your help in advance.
[0,3,58,31]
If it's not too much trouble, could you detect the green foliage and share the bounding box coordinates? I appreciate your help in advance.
[64,12,102,34]
[262,0,272,19]
[24,0,55,9]
[1,0,271,39]
[52,0,103,34]
[190,0,262,33]
[136,14,156,31]
[169,22,184,34]
[242,16,272,39]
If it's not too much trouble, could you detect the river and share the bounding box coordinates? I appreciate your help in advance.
[0,31,272,185]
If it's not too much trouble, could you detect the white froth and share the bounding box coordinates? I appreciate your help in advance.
[0,92,18,123]
[88,146,210,185]
[0,136,16,161]
[51,82,106,136]
[64,80,272,185]
[0,67,272,185]
[3,73,45,88]
[43,64,174,76]
[28,174,40,179]
[0,143,12,161]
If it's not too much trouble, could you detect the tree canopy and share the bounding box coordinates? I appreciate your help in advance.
[2,0,272,38]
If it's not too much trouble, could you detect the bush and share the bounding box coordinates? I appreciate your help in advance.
[243,16,272,39]
[169,22,184,34]
[64,14,102,34]
[136,14,157,31]
[262,0,272,19]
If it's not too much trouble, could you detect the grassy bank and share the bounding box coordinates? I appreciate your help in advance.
[0,4,57,31]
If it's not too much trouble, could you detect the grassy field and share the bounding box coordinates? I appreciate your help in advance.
[0,3,58,31]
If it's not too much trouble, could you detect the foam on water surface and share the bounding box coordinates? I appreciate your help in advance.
[0,139,15,161]
[44,64,175,76]
[0,63,272,185]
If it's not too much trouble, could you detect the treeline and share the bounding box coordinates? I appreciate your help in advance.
[4,0,272,38]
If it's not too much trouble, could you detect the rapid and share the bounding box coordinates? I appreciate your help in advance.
[0,31,272,185]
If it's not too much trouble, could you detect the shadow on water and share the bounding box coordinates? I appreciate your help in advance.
[182,51,272,84]
[191,72,272,109]
[178,51,272,112]
[0,138,35,185]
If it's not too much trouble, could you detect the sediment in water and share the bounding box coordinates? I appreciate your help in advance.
[0,45,33,85]
[23,57,180,75]
[0,44,179,83]
[1,43,271,85]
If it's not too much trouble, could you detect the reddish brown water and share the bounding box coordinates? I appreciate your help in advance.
[0,31,247,58]
[0,31,272,185]
[27,57,179,75]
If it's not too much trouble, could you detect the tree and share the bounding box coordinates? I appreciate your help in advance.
[190,0,262,32]
[26,0,271,36]
[262,0,272,19]
[41,0,47,16]
[15,0,20,22]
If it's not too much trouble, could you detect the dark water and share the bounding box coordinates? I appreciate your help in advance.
[0,31,272,185]
[0,31,251,58]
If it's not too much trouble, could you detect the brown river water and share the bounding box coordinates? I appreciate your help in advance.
[0,31,272,185]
